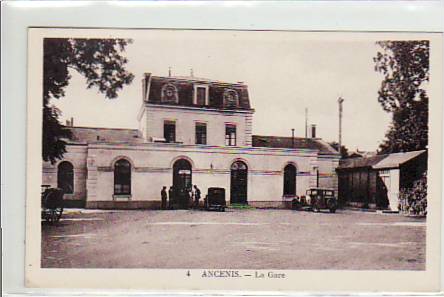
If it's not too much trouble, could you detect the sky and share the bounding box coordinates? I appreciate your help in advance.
[53,30,392,152]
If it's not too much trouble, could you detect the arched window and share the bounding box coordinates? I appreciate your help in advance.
[283,164,297,196]
[57,161,74,194]
[114,159,131,195]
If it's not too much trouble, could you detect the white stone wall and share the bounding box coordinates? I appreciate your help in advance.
[315,157,340,191]
[84,143,338,207]
[41,143,339,208]
[42,145,88,202]
[143,104,253,147]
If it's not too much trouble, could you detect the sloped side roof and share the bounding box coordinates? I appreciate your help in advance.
[338,150,426,170]
[147,75,252,111]
[373,150,426,169]
[339,154,388,169]
[66,126,143,144]
[252,135,339,154]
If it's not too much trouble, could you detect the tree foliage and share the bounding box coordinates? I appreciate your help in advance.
[374,41,429,154]
[399,172,427,216]
[43,38,134,163]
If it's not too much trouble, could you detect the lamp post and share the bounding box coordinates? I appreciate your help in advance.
[338,97,345,157]
[313,166,319,188]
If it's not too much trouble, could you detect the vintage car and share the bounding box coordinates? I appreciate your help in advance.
[306,188,338,213]
[204,187,226,212]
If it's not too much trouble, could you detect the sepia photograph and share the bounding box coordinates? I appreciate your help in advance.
[25,28,443,290]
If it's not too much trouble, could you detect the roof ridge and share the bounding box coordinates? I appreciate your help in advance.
[253,135,315,140]
[66,126,139,131]
[152,75,247,86]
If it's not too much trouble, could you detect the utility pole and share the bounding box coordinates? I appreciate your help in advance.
[338,97,345,157]
[305,108,308,138]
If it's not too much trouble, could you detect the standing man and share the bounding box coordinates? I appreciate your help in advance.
[161,186,168,210]
[168,186,174,209]
[193,185,201,209]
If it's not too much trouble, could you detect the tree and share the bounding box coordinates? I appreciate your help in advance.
[329,141,349,159]
[374,40,429,154]
[43,38,134,163]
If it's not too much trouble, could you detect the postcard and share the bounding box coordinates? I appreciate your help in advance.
[25,28,442,292]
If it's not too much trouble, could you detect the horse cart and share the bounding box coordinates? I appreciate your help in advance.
[41,185,64,223]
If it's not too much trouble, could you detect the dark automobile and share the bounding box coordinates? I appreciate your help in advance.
[306,188,337,213]
[205,187,226,212]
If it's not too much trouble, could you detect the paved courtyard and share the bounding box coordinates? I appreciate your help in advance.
[41,209,426,270]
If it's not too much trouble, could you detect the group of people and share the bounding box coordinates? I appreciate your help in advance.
[160,185,201,210]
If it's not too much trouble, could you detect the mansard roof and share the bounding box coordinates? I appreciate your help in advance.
[65,126,143,144]
[144,73,252,111]
[252,135,339,155]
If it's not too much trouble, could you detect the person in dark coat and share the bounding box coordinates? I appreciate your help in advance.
[168,186,174,209]
[161,186,167,210]
[193,185,201,209]
[186,187,193,209]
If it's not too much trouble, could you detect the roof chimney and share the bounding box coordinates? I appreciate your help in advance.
[168,67,172,77]
[291,128,295,148]
[70,117,74,127]
[311,124,316,138]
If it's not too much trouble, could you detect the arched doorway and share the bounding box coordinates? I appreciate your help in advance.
[283,164,297,196]
[230,161,248,204]
[172,159,192,209]
[57,161,74,194]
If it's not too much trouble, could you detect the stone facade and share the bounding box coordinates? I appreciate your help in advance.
[42,74,340,209]
[140,104,253,147]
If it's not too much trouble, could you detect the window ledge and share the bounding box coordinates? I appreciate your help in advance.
[113,194,132,200]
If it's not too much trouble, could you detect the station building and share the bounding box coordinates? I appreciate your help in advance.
[42,73,340,209]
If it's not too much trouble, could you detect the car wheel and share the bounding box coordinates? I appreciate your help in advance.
[327,199,337,213]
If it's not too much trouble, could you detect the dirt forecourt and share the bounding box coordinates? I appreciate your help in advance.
[41,209,426,270]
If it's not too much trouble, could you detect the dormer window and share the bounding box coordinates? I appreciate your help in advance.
[193,84,209,106]
[223,88,239,108]
[161,83,179,103]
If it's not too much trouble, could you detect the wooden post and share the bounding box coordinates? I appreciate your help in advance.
[338,97,345,156]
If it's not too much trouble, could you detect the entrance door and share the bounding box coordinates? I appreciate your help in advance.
[283,164,296,196]
[230,161,248,204]
[173,159,192,209]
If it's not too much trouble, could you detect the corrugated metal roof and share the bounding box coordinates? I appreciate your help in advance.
[339,154,388,169]
[338,150,426,170]
[252,135,338,154]
[373,150,426,169]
